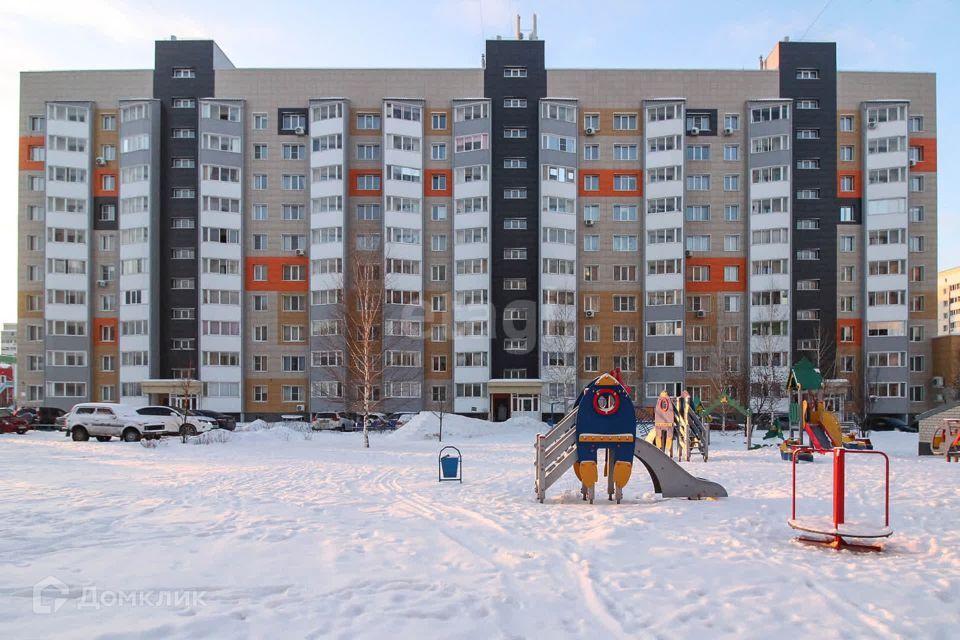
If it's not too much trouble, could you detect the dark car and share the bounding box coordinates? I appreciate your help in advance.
[188,409,236,431]
[753,412,790,432]
[15,406,66,427]
[0,408,31,434]
[862,415,913,432]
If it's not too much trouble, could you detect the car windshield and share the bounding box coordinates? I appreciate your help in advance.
[0,408,13,417]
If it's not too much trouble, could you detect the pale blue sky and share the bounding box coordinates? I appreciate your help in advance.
[2,0,956,323]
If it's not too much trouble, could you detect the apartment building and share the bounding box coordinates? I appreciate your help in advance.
[17,29,938,420]
[938,266,960,335]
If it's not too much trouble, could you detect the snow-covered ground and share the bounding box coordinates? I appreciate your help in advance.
[1,414,958,639]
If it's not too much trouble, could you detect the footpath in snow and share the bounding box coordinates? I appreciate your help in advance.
[0,415,958,639]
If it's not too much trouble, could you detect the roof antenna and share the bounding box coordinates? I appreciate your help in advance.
[531,14,538,40]
[515,14,522,40]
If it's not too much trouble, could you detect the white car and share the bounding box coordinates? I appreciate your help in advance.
[66,403,166,443]
[135,406,218,438]
[311,412,357,432]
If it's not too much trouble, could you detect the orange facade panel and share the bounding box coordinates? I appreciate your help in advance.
[578,169,643,197]
[837,319,862,347]
[93,168,117,197]
[910,138,937,173]
[245,257,310,292]
[19,135,44,171]
[424,169,452,197]
[685,258,747,293]
[93,318,118,345]
[348,169,383,196]
[837,169,861,198]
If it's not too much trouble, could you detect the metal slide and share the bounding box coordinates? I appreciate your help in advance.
[633,438,728,499]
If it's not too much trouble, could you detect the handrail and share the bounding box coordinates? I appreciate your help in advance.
[791,446,890,529]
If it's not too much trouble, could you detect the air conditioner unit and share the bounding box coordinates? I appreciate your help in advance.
[723,127,734,136]
[294,126,306,136]
[909,159,918,167]
[684,250,693,258]
[781,290,789,299]
[584,127,597,135]
[696,310,706,318]
[932,376,944,388]
[584,309,596,318]
[295,404,305,411]
[584,219,595,227]
[689,127,700,136]
[868,121,878,129]
[95,156,106,166]
[295,249,305,256]
[97,280,108,288]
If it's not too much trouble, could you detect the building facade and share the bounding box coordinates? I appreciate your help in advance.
[938,266,960,335]
[17,33,938,420]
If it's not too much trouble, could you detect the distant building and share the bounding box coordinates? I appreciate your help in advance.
[1,323,16,357]
[938,267,960,335]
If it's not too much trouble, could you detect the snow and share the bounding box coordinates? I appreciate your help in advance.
[1,421,958,639]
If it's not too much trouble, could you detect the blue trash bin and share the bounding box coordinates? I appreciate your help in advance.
[438,446,462,483]
[440,456,459,478]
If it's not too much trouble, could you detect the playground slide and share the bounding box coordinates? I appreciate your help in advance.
[814,409,843,447]
[632,439,727,499]
[803,423,833,452]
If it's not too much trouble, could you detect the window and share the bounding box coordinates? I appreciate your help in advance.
[504,97,527,109]
[687,175,710,191]
[503,127,527,139]
[349,115,382,136]
[504,157,527,169]
[613,144,638,161]
[583,145,599,161]
[356,174,380,191]
[839,115,854,131]
[724,113,740,131]
[910,206,924,223]
[613,174,637,191]
[686,205,710,222]
[724,205,740,222]
[613,113,637,130]
[723,144,739,161]
[172,67,196,78]
[503,66,527,78]
[584,113,599,130]
[796,99,820,110]
[432,174,447,191]
[840,146,854,162]
[797,189,820,200]
[723,175,740,192]
[910,176,924,192]
[686,235,710,252]
[796,68,819,80]
[431,112,447,129]
[909,116,924,132]
[840,206,854,222]
[723,235,741,251]
[431,144,446,160]
[686,113,711,132]
[840,236,855,252]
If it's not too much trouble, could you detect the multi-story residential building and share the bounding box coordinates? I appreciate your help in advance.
[17,28,938,421]
[1,323,16,357]
[938,266,960,335]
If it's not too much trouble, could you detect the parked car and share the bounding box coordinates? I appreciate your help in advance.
[188,409,236,431]
[862,415,913,432]
[311,412,357,432]
[135,406,218,438]
[0,408,31,434]
[387,412,419,430]
[363,413,391,431]
[65,403,166,442]
[15,406,65,427]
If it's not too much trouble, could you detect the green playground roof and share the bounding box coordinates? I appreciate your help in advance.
[788,357,823,390]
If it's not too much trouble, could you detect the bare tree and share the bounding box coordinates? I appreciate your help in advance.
[800,319,837,380]
[541,301,578,419]
[748,304,789,431]
[346,253,385,449]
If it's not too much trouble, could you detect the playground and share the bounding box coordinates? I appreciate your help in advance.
[1,416,959,638]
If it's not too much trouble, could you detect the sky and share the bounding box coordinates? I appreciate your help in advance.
[1,0,956,324]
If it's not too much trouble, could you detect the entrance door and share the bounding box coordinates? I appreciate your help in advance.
[492,394,511,422]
